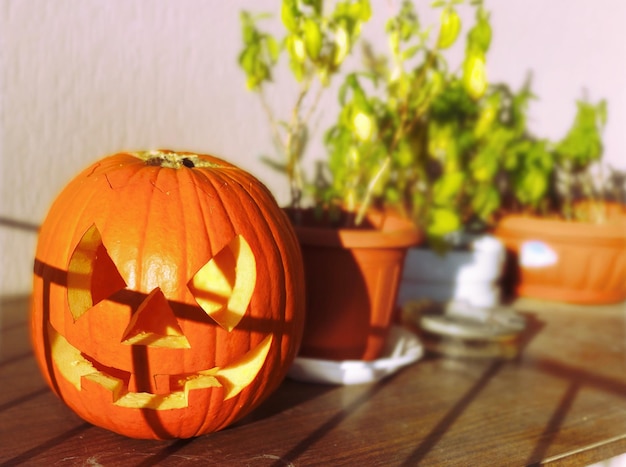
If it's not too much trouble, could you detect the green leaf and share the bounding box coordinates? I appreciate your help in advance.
[281,0,300,32]
[289,59,305,82]
[238,46,256,73]
[238,45,271,90]
[301,0,322,15]
[317,65,331,86]
[555,99,607,168]
[428,208,461,237]
[240,12,256,44]
[474,94,499,138]
[332,25,350,66]
[357,0,372,21]
[285,34,307,82]
[303,18,322,59]
[266,36,281,62]
[428,122,459,162]
[401,44,422,61]
[353,111,374,141]
[437,8,461,49]
[520,171,548,206]
[395,141,414,168]
[339,73,366,106]
[462,52,487,100]
[433,172,464,205]
[471,186,500,220]
[260,156,288,173]
[467,7,492,53]
[385,187,401,204]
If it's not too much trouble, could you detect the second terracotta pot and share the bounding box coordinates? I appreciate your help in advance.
[291,209,422,361]
[495,203,626,304]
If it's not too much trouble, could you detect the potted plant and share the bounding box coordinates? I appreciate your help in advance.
[321,0,508,308]
[238,0,422,362]
[493,96,626,304]
[322,0,624,307]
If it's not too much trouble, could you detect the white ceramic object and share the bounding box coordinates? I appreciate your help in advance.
[398,235,506,308]
[287,326,423,385]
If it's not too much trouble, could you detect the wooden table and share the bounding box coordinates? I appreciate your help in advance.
[1,295,625,466]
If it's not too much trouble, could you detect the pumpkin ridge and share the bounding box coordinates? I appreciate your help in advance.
[138,164,190,294]
[194,169,254,363]
[172,167,194,301]
[99,162,154,295]
[174,167,219,372]
[193,167,287,397]
[236,174,304,364]
[213,169,302,392]
[39,171,103,269]
[185,167,247,370]
[191,168,279,421]
[131,168,157,295]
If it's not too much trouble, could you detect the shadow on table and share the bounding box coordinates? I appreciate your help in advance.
[399,305,626,466]
[235,377,336,427]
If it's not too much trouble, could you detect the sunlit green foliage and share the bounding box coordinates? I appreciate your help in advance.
[238,0,609,236]
[238,0,371,210]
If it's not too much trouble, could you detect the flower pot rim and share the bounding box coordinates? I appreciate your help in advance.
[495,206,626,305]
[290,209,423,249]
[495,213,626,245]
[412,234,504,255]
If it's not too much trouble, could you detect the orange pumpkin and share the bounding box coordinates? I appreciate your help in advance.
[30,150,305,439]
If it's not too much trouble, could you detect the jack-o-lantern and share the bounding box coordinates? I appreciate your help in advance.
[30,150,305,439]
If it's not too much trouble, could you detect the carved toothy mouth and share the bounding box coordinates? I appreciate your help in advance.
[47,324,272,410]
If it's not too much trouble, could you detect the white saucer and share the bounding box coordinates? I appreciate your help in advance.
[287,325,423,385]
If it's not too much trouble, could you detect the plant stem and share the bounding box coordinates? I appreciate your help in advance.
[356,156,390,225]
[285,81,313,209]
[258,74,322,210]
[258,89,284,155]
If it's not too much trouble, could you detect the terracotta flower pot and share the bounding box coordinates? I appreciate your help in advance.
[289,209,423,361]
[494,204,626,304]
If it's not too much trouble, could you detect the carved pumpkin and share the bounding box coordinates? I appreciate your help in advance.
[30,150,305,439]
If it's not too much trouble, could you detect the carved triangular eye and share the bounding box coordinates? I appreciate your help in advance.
[188,235,256,332]
[67,224,127,321]
[121,288,191,348]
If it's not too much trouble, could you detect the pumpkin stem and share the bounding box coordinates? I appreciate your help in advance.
[133,150,222,169]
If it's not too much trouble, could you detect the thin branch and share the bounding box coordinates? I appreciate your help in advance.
[258,88,287,155]
[356,156,391,225]
[303,81,325,125]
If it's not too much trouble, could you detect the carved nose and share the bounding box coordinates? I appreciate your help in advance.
[121,287,190,348]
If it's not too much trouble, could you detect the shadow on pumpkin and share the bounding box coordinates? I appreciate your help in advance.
[32,258,297,439]
[33,258,284,336]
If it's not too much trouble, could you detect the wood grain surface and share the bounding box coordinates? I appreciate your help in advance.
[1,296,625,466]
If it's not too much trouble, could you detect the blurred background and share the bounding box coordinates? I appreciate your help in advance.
[1,0,624,296]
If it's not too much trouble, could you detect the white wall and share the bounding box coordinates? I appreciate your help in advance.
[1,0,624,296]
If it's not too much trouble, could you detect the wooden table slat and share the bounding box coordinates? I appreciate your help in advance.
[1,296,625,466]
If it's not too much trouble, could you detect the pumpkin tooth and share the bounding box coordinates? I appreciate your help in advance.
[48,322,99,391]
